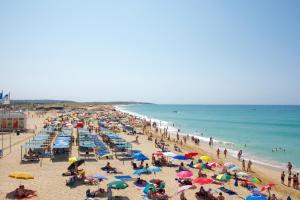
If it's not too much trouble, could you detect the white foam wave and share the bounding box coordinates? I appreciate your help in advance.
[115,105,299,171]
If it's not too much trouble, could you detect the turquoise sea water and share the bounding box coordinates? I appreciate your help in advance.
[119,104,300,170]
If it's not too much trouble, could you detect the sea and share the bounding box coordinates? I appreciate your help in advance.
[117,104,300,171]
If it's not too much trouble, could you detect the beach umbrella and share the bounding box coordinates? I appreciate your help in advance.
[192,178,213,185]
[93,174,108,180]
[131,150,141,154]
[68,157,78,163]
[107,180,128,189]
[154,152,164,156]
[216,174,231,181]
[207,162,222,168]
[237,172,250,178]
[247,177,262,184]
[68,159,85,171]
[246,194,267,200]
[132,153,144,158]
[228,166,241,172]
[224,162,236,168]
[143,183,156,194]
[133,169,149,175]
[200,156,211,161]
[135,155,149,161]
[185,152,198,158]
[173,155,189,161]
[163,152,177,157]
[147,166,161,173]
[176,171,193,179]
[9,172,34,180]
[193,163,202,169]
[260,183,275,192]
[100,153,113,158]
[176,185,193,195]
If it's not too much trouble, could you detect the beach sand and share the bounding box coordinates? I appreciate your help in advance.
[0,107,298,200]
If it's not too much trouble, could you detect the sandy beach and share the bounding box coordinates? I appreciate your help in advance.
[0,106,299,200]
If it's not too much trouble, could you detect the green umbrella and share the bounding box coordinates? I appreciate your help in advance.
[216,174,231,181]
[107,180,128,189]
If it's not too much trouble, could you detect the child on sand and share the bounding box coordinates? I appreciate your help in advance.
[217,148,220,158]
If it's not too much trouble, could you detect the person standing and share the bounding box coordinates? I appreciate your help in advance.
[293,174,297,189]
[224,148,227,158]
[247,160,252,172]
[237,150,242,160]
[287,173,292,187]
[281,171,285,184]
[217,148,220,158]
[242,159,246,171]
[287,162,292,174]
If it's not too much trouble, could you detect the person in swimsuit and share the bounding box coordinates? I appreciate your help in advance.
[281,171,285,184]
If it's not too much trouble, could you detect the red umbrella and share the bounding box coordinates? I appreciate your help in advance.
[260,183,275,192]
[185,152,198,158]
[192,178,213,185]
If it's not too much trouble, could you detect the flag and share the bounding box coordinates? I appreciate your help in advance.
[0,90,3,104]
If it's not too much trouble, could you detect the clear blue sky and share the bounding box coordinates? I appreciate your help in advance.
[0,1,299,104]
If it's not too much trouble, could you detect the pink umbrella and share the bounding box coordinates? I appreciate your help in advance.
[176,185,193,195]
[207,162,222,168]
[176,171,193,179]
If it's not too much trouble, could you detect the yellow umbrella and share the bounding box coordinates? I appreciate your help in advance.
[9,172,34,180]
[200,156,211,162]
[68,157,78,163]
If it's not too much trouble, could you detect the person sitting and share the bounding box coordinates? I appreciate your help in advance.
[187,160,194,168]
[131,161,138,169]
[177,162,187,172]
[15,185,34,198]
[138,162,144,169]
[177,178,192,186]
[134,177,148,187]
[217,192,225,200]
[86,188,105,198]
[66,175,78,186]
[195,186,206,198]
[101,162,117,173]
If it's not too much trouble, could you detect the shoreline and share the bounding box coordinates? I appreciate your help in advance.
[115,105,300,172]
[114,106,299,199]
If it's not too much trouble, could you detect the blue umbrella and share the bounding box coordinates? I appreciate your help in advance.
[147,166,161,173]
[246,194,267,200]
[132,153,145,158]
[131,150,141,154]
[173,155,189,160]
[135,155,149,161]
[133,169,149,175]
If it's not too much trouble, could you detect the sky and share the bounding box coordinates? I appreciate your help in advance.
[0,0,299,104]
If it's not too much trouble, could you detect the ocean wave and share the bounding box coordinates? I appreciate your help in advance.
[115,105,300,171]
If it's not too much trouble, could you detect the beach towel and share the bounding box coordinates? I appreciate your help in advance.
[115,175,132,180]
[218,187,237,195]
